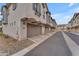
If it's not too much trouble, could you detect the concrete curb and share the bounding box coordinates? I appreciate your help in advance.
[62,32,79,56]
[70,32,79,36]
[11,32,56,56]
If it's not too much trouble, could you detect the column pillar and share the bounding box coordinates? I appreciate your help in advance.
[18,20,27,41]
[41,25,45,35]
[49,27,51,32]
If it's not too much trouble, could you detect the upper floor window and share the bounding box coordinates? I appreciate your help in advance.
[42,3,45,8]
[1,6,9,25]
[32,3,41,17]
[38,4,41,16]
[13,3,17,11]
[33,3,36,11]
[43,11,45,19]
[14,21,16,26]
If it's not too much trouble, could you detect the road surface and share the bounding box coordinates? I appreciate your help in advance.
[65,32,79,45]
[25,32,72,56]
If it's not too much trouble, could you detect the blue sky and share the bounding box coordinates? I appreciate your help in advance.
[0,3,79,25]
[47,3,79,25]
[0,3,6,20]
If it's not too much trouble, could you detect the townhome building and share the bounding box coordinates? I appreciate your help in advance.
[1,3,57,40]
[57,24,67,31]
[67,13,79,32]
[51,18,57,31]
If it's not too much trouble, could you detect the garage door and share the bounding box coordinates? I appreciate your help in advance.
[45,27,49,33]
[27,24,42,37]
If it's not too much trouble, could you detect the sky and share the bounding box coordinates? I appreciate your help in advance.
[0,3,79,25]
[47,3,79,25]
[0,3,6,21]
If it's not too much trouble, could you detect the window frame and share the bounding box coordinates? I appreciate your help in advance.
[12,4,17,11]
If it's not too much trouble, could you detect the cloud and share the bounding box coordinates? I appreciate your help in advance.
[68,3,74,7]
[52,6,79,25]
[62,15,72,23]
[0,12,3,20]
[73,7,79,12]
[51,3,79,25]
[0,12,1,15]
[51,13,73,25]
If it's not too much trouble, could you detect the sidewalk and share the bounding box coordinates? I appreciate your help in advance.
[62,32,79,56]
[70,32,79,35]
[11,32,56,56]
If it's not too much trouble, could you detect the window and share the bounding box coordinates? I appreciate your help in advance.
[13,4,17,11]
[12,22,13,26]
[38,4,41,16]
[43,15,45,19]
[14,21,16,26]
[2,6,8,25]
[33,3,38,13]
[10,22,15,26]
[10,22,13,26]
[33,3,36,11]
[33,3,41,17]
[42,3,45,8]
[43,11,45,19]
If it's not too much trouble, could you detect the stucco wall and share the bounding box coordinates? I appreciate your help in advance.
[2,3,56,40]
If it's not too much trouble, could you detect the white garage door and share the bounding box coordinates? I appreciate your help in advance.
[45,26,49,33]
[27,24,42,37]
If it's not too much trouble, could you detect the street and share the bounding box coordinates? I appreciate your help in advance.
[65,32,79,45]
[25,32,72,56]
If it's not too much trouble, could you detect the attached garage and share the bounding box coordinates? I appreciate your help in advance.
[27,24,42,37]
[51,27,55,32]
[45,26,49,33]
